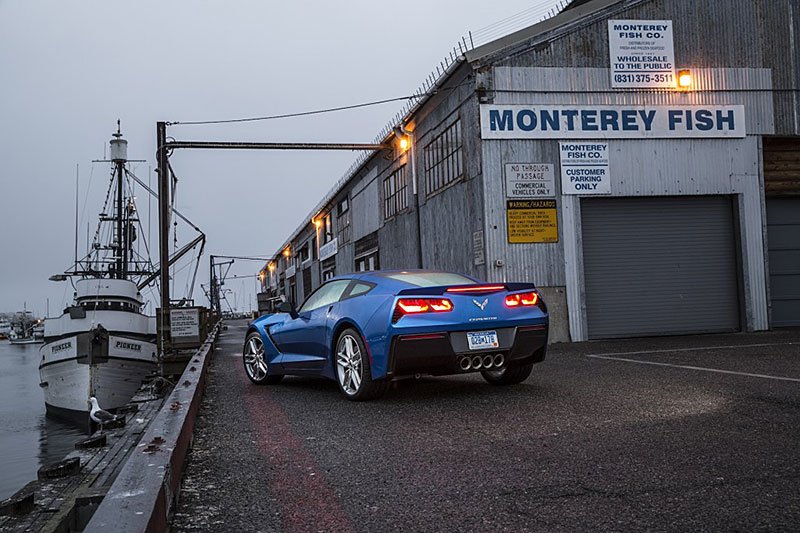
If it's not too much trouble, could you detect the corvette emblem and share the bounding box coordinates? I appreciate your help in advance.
[473,298,489,311]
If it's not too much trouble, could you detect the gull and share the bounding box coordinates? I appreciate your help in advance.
[88,396,118,432]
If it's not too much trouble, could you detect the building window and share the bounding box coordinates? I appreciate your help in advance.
[355,250,379,272]
[297,242,310,266]
[424,119,463,196]
[383,165,409,219]
[322,213,333,244]
[354,231,380,272]
[337,197,349,216]
[322,257,336,281]
[337,199,352,244]
[302,267,313,299]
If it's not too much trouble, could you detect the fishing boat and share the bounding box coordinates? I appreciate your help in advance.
[0,317,11,340]
[8,311,43,345]
[39,126,158,423]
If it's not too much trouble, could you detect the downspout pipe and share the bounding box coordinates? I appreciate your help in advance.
[396,125,424,269]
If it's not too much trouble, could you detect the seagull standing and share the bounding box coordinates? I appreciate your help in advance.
[88,396,117,433]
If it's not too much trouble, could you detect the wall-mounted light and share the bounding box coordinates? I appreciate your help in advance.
[268,262,275,272]
[677,69,692,89]
[282,247,291,258]
[394,125,411,153]
[313,218,322,229]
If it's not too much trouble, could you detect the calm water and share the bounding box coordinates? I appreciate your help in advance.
[0,340,85,500]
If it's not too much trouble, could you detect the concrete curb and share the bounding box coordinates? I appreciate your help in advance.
[85,323,222,532]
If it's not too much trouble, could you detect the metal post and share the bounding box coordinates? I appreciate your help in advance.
[209,254,215,314]
[156,122,171,354]
[116,158,125,278]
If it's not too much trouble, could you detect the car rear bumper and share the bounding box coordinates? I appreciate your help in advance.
[386,324,548,377]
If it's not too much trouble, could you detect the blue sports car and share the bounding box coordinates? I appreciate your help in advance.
[243,270,548,400]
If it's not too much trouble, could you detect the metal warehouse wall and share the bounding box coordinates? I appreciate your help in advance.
[478,0,800,135]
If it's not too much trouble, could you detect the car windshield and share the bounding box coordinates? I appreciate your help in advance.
[383,272,476,287]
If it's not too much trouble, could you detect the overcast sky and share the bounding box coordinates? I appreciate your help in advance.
[0,0,560,316]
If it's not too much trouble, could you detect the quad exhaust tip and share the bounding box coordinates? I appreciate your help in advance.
[458,353,506,371]
[493,353,505,368]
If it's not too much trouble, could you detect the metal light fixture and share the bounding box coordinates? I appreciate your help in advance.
[677,69,692,89]
[394,126,411,152]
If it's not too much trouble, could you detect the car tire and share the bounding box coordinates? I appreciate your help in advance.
[243,331,283,385]
[334,328,387,401]
[480,362,534,385]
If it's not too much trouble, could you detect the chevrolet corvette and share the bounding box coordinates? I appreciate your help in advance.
[243,270,548,400]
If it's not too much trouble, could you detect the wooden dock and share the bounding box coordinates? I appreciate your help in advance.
[0,393,165,532]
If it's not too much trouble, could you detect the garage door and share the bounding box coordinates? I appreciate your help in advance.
[581,196,740,339]
[767,197,800,327]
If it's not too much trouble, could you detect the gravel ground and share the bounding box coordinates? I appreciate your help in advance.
[172,321,800,532]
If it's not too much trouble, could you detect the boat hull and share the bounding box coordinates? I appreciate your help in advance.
[40,331,157,417]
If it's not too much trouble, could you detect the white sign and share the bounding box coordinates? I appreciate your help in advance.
[472,230,485,266]
[559,142,610,195]
[480,105,745,139]
[319,237,338,261]
[608,19,675,88]
[505,163,555,198]
[170,308,200,339]
[285,264,296,278]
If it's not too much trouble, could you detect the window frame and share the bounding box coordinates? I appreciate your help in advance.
[383,165,409,220]
[423,118,464,197]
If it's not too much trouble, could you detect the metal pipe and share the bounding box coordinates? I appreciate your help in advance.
[459,356,472,371]
[482,354,494,368]
[493,354,505,368]
[164,141,389,151]
[471,355,483,369]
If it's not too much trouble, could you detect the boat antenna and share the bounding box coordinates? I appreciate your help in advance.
[74,163,79,272]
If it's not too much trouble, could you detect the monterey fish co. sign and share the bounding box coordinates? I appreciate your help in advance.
[480,105,746,139]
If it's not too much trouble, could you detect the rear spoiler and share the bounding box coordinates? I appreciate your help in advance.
[396,283,537,296]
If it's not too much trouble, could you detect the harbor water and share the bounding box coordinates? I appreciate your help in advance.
[0,340,85,501]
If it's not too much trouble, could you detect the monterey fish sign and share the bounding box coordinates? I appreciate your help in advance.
[480,105,746,139]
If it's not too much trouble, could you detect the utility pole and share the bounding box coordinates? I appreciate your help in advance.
[209,254,216,315]
[156,122,171,356]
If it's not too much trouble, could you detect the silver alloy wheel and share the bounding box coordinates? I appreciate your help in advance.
[336,334,363,395]
[244,335,269,381]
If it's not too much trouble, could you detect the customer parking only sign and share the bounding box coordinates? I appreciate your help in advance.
[559,142,610,195]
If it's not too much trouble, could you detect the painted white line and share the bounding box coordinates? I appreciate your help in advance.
[588,342,798,358]
[586,354,800,383]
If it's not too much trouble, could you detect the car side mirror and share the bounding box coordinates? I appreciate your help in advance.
[277,301,298,319]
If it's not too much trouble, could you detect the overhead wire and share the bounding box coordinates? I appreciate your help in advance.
[169,95,426,127]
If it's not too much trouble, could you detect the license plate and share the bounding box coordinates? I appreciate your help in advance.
[466,330,499,350]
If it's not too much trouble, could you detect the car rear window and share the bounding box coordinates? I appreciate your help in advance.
[384,272,476,287]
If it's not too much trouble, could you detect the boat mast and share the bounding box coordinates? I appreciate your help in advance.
[110,121,128,280]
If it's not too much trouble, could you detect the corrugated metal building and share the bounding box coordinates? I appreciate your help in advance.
[260,0,800,342]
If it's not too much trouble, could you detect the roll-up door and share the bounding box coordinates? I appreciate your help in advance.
[766,198,800,327]
[581,196,740,339]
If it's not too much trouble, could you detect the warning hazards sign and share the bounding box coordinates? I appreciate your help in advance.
[506,199,558,244]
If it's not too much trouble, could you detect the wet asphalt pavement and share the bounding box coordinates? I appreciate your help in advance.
[172,321,800,532]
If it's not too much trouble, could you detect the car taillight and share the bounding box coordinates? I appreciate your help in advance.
[446,285,505,293]
[505,291,539,307]
[393,298,453,322]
